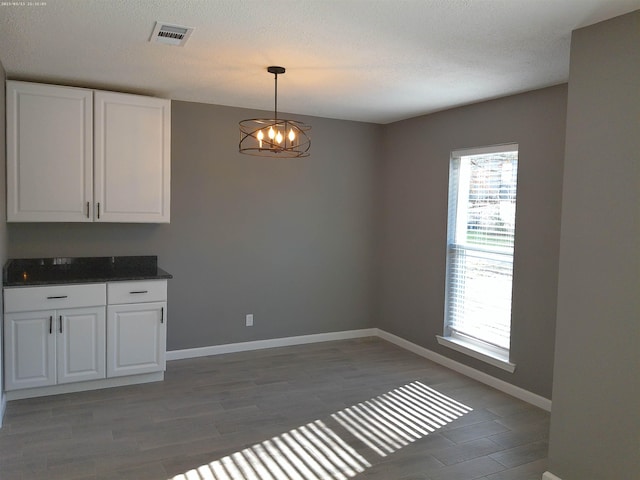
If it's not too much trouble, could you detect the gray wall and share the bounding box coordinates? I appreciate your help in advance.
[7,101,381,350]
[547,11,640,479]
[375,85,567,399]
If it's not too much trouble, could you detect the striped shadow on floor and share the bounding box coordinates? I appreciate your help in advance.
[170,381,471,480]
[332,381,472,457]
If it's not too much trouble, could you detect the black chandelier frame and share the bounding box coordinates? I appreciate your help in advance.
[239,66,311,158]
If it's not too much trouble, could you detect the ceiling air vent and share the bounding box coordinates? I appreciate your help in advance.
[150,21,194,47]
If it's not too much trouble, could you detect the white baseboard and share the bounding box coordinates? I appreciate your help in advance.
[166,327,551,412]
[542,472,562,480]
[166,328,378,361]
[376,329,552,411]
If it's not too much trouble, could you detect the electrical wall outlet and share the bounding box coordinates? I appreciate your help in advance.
[245,314,254,327]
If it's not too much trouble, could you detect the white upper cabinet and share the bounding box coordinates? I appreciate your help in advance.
[6,81,93,222]
[94,91,171,223]
[6,81,171,223]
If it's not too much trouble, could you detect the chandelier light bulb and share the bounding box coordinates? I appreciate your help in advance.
[289,128,296,142]
[268,126,275,140]
[275,131,283,144]
[257,130,264,148]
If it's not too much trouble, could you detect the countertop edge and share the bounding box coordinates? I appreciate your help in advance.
[3,257,173,287]
[3,271,173,288]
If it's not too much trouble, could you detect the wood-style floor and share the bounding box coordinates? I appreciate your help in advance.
[0,338,549,480]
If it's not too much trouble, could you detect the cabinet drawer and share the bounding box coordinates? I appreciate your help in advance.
[4,284,106,313]
[108,280,167,305]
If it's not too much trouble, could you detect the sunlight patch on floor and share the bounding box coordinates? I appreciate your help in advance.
[169,381,471,479]
[172,420,369,480]
[331,381,472,457]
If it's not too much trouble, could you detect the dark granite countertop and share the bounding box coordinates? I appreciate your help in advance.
[3,256,172,287]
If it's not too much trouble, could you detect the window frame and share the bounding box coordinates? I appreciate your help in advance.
[437,143,519,373]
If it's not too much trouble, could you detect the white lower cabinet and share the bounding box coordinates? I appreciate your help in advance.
[4,279,167,397]
[107,302,166,377]
[106,280,167,377]
[4,310,56,390]
[57,307,106,384]
[4,283,107,391]
[4,306,107,390]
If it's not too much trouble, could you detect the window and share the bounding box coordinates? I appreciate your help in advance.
[437,144,519,372]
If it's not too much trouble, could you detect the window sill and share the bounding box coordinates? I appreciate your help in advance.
[436,335,516,373]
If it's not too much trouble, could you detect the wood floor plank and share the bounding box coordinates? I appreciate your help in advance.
[0,337,549,479]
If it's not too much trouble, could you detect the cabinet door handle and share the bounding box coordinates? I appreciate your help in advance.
[47,295,68,299]
[161,307,164,324]
[49,316,53,334]
[59,315,63,333]
[129,290,148,294]
[86,201,90,218]
[97,202,100,219]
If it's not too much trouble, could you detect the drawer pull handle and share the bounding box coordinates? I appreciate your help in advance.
[47,295,68,299]
[86,201,90,218]
[129,290,148,294]
[59,315,63,334]
[49,316,53,334]
[161,307,164,324]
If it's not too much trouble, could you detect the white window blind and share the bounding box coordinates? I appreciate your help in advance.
[444,145,519,354]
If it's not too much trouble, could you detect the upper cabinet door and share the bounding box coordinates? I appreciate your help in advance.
[6,81,93,222]
[94,91,171,223]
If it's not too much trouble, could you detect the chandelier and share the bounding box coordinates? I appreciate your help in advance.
[239,66,311,158]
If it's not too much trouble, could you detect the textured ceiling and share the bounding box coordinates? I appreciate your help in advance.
[0,0,638,124]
